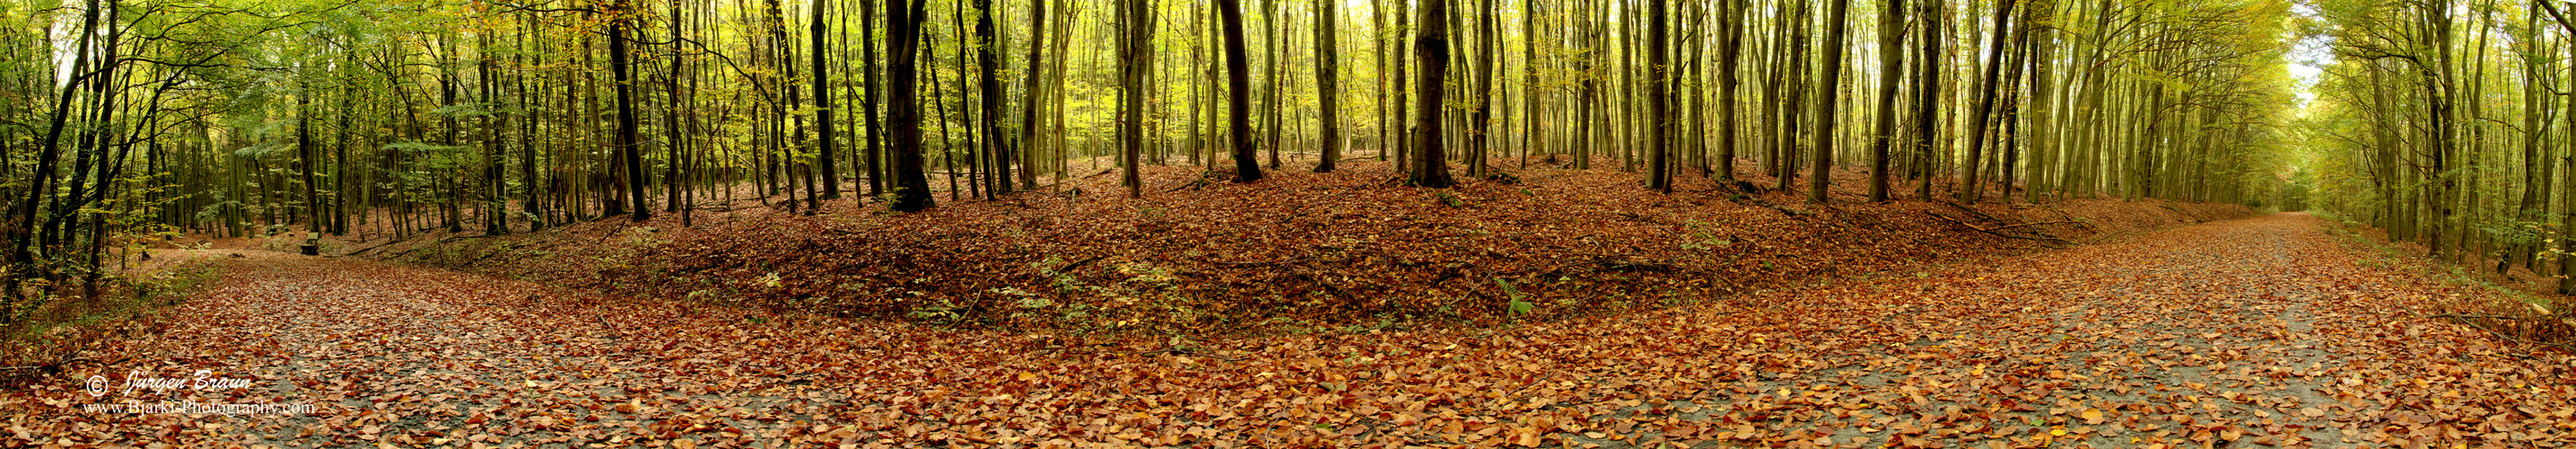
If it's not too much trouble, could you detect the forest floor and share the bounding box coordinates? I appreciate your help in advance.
[4,213,2573,448]
[287,160,2250,336]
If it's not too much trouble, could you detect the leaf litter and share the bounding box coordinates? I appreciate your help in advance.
[4,166,2568,447]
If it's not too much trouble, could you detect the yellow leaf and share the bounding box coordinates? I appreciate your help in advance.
[2082,409,2104,424]
[2050,427,2067,436]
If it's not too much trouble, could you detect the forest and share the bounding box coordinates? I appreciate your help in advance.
[4,0,2576,446]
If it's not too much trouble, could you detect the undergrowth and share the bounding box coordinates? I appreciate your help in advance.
[2320,217,2574,351]
[0,259,219,377]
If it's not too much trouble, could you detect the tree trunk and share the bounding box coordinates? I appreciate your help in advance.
[610,0,651,221]
[1313,0,1343,172]
[1958,0,2015,203]
[888,0,935,211]
[1913,0,1941,198]
[1409,0,1455,188]
[1120,0,1156,198]
[1809,0,1850,203]
[1219,0,1264,181]
[1646,0,1672,191]
[973,0,1008,196]
[1017,0,1050,190]
[816,0,842,199]
[1868,0,1904,202]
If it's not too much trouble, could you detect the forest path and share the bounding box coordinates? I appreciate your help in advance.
[7,213,2573,449]
[7,250,854,447]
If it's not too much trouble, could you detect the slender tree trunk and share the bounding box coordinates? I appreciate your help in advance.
[1809,0,1850,203]
[1119,0,1155,198]
[1958,0,2015,203]
[1718,0,1743,181]
[816,0,842,199]
[1524,0,1543,168]
[1017,0,1050,190]
[973,0,1008,195]
[1913,0,1941,198]
[1646,0,1672,192]
[1868,0,1904,202]
[1314,0,1344,172]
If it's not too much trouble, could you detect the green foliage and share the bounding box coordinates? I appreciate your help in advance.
[1679,221,1734,251]
[1498,278,1533,317]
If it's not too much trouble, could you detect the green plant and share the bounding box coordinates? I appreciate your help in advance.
[1498,278,1533,317]
[906,299,969,324]
[1680,221,1734,251]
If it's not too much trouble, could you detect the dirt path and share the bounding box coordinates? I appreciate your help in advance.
[6,213,2572,448]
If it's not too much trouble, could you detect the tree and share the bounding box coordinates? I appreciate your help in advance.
[1646,0,1672,192]
[1867,0,1906,202]
[609,0,650,221]
[1016,0,1050,190]
[1912,0,1943,198]
[1408,0,1455,188]
[1717,0,1744,181]
[815,0,841,200]
[888,0,934,212]
[972,0,1007,195]
[1313,0,1343,172]
[1218,0,1264,181]
[1809,0,1851,203]
[1958,0,2017,203]
[1117,0,1155,198]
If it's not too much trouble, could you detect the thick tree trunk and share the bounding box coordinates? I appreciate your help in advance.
[1218,0,1264,181]
[610,0,651,221]
[1409,0,1455,188]
[888,0,935,211]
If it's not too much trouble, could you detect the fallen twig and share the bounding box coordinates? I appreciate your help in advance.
[1928,214,2077,245]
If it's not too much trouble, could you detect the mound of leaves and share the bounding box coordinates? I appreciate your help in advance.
[559,163,2248,334]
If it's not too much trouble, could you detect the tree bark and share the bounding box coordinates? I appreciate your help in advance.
[1958,0,2016,203]
[1313,0,1343,172]
[610,0,651,221]
[1868,0,1904,202]
[1218,0,1264,181]
[1017,0,1050,189]
[1809,0,1850,203]
[1409,0,1455,188]
[1646,0,1672,192]
[888,0,935,211]
[1119,0,1155,198]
